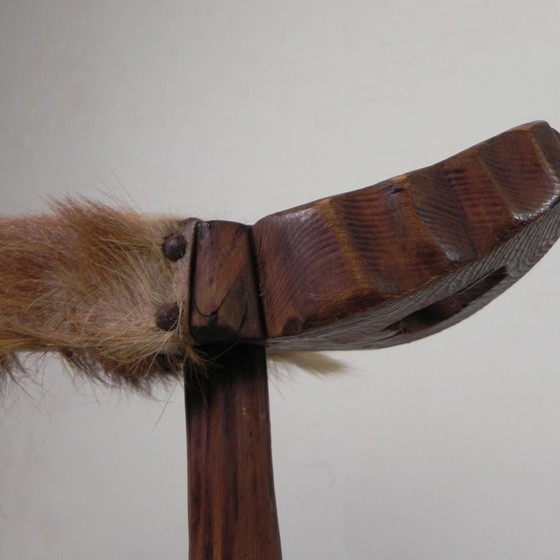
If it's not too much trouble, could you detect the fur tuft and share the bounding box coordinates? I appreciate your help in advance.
[0,200,200,391]
[268,352,344,375]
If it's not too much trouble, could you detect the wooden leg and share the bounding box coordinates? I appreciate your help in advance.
[185,344,282,560]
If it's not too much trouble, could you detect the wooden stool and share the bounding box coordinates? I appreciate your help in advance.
[2,121,560,559]
[183,121,560,559]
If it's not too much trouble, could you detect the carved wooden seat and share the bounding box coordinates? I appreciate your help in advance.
[187,121,560,350]
[183,121,560,559]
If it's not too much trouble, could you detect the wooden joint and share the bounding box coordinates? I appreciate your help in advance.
[189,220,264,344]
[184,122,560,352]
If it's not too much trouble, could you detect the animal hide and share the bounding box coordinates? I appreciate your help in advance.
[0,200,200,391]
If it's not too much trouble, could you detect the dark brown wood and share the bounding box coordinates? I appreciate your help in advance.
[187,122,560,351]
[190,221,263,343]
[185,344,282,560]
[182,121,560,560]
[187,121,560,350]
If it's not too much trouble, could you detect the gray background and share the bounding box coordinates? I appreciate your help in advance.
[2,1,560,558]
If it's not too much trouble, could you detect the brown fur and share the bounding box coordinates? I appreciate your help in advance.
[0,200,343,392]
[0,200,200,391]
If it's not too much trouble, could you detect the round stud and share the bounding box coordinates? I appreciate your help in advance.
[162,234,187,261]
[156,303,180,332]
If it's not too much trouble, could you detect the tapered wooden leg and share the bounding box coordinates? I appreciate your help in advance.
[185,344,282,560]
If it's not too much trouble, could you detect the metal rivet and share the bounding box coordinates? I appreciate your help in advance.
[162,234,187,261]
[156,303,180,332]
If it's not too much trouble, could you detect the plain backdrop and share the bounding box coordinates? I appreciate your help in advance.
[2,1,560,559]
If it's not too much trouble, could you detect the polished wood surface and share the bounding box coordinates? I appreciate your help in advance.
[190,220,263,343]
[253,121,560,350]
[184,121,560,560]
[185,345,282,560]
[188,121,560,350]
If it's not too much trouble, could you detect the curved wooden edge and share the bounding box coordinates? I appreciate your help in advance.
[187,121,560,351]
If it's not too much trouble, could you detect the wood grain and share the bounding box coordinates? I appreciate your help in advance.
[183,122,560,559]
[249,121,560,351]
[185,345,282,560]
[190,221,263,343]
